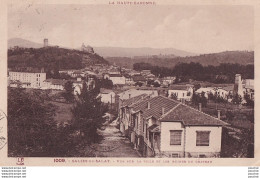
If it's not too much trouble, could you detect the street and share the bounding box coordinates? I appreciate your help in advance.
[90,120,140,157]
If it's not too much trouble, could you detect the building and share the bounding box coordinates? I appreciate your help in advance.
[168,85,193,101]
[195,87,216,99]
[118,95,228,158]
[8,70,46,89]
[244,79,254,100]
[105,74,126,85]
[71,71,85,78]
[81,43,94,53]
[99,88,116,104]
[44,38,48,47]
[42,79,66,90]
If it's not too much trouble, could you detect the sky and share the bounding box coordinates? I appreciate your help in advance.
[8,4,254,54]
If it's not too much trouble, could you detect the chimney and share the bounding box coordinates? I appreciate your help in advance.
[147,101,151,109]
[217,110,221,120]
[198,103,202,112]
[129,94,131,99]
[162,107,165,115]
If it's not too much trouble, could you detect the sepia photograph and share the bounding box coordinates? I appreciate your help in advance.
[4,2,255,161]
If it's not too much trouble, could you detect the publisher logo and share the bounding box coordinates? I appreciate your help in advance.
[16,157,24,165]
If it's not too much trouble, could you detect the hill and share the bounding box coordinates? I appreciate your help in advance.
[106,51,254,69]
[8,46,108,78]
[93,46,196,57]
[8,38,43,48]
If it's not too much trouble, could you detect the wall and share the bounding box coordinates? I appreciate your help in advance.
[160,122,184,153]
[9,72,46,88]
[160,122,222,157]
[100,92,115,103]
[168,90,192,101]
[185,126,222,155]
[110,77,126,85]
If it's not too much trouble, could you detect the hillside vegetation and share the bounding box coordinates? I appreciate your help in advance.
[8,47,108,77]
[106,51,254,69]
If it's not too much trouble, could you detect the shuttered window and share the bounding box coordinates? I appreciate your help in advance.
[196,131,210,146]
[170,130,182,145]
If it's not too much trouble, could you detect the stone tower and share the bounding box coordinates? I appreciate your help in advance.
[233,74,244,98]
[44,38,48,47]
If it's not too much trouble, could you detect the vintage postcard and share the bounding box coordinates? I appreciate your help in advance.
[0,0,259,166]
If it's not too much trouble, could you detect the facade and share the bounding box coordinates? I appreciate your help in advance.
[108,74,126,85]
[168,85,193,101]
[244,79,254,100]
[99,88,116,103]
[8,71,46,88]
[118,95,227,158]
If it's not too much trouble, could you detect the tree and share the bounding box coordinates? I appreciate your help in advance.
[244,93,254,107]
[71,83,108,143]
[62,81,74,102]
[8,88,57,156]
[8,88,83,157]
[232,93,242,105]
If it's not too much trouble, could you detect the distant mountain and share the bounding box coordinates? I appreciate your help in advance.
[93,46,196,57]
[8,38,196,57]
[106,51,254,69]
[8,38,43,48]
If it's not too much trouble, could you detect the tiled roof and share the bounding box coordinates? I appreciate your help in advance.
[168,85,192,90]
[132,96,179,120]
[160,104,228,126]
[121,94,148,108]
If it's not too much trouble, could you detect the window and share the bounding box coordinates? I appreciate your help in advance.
[170,130,182,145]
[171,153,179,158]
[196,131,210,146]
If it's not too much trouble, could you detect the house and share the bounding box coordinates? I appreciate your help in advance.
[42,79,67,90]
[216,85,233,100]
[195,87,216,99]
[118,95,228,158]
[104,74,126,85]
[99,88,116,104]
[9,80,31,88]
[108,68,121,75]
[71,71,85,78]
[244,79,254,100]
[162,76,176,85]
[124,74,135,85]
[168,85,193,101]
[141,70,151,76]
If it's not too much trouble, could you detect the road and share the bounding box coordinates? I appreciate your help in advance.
[90,120,140,157]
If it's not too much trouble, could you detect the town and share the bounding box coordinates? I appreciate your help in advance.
[7,38,254,158]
